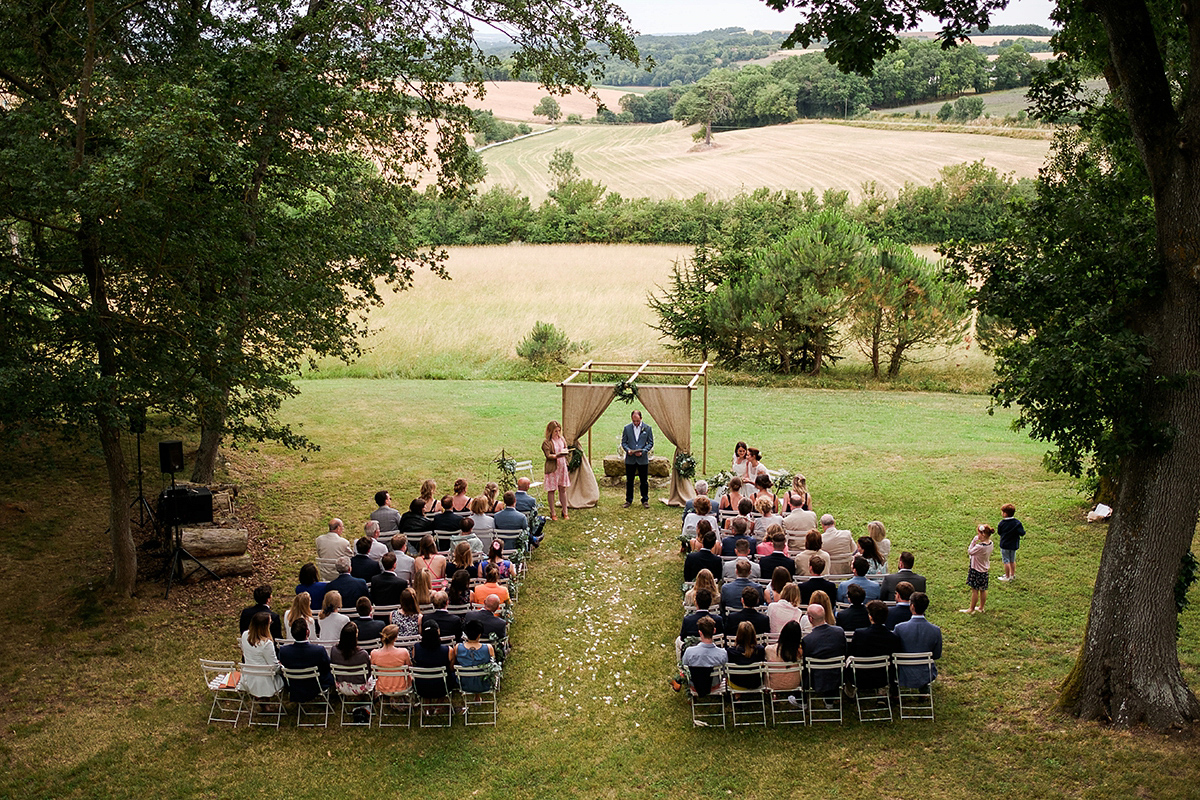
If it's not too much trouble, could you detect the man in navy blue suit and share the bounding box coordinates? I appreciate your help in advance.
[621,409,654,508]
[277,619,334,702]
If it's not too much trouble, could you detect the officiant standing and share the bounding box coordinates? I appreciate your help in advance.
[621,410,654,508]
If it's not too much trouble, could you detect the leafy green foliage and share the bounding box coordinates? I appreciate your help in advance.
[516,321,588,366]
[473,110,533,144]
[533,96,562,122]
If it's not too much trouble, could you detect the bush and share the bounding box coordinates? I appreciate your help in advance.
[516,321,587,366]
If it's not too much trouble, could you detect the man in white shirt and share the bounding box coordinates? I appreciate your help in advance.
[819,513,855,575]
[363,520,389,561]
[315,518,352,561]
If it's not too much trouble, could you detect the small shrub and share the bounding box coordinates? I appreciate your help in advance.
[516,321,588,366]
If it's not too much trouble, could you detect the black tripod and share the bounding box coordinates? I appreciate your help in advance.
[163,469,219,599]
[131,430,155,528]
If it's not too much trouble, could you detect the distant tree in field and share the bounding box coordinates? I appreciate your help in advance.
[546,149,605,213]
[991,44,1043,90]
[936,102,954,121]
[534,96,563,122]
[673,70,735,146]
[952,96,985,121]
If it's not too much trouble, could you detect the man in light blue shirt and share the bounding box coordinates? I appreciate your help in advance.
[837,556,882,603]
[681,616,727,694]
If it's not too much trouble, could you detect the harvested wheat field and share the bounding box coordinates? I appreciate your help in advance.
[458,80,631,122]
[480,121,1052,202]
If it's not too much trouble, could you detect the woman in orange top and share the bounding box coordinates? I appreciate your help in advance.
[370,624,412,694]
[471,564,510,606]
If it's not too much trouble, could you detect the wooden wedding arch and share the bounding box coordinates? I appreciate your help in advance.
[557,360,710,508]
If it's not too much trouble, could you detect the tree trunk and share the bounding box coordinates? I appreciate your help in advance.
[99,418,136,596]
[704,120,712,146]
[887,342,908,377]
[870,310,882,379]
[1060,157,1200,729]
[191,404,225,483]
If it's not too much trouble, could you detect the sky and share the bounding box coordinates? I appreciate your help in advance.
[614,0,1057,36]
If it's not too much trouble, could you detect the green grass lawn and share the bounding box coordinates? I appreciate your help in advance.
[2,378,1198,799]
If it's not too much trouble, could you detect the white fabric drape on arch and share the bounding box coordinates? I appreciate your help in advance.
[637,385,695,507]
[560,384,615,508]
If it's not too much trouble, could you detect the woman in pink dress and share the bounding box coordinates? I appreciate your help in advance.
[542,420,570,521]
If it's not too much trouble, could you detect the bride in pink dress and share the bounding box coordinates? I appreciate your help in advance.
[541,420,570,521]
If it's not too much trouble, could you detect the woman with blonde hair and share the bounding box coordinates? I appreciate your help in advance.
[413,534,447,589]
[542,419,571,522]
[316,590,350,645]
[784,474,811,513]
[803,590,836,636]
[484,481,503,513]
[411,569,434,607]
[794,529,830,577]
[419,479,441,513]
[283,591,316,641]
[684,568,718,608]
[468,494,496,546]
[450,541,476,576]
[370,624,412,694]
[767,582,805,634]
[718,476,745,514]
[867,520,891,571]
[449,479,471,512]
[389,588,422,637]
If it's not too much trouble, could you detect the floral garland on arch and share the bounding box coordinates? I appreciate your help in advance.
[613,380,639,404]
[567,445,584,473]
[674,451,696,481]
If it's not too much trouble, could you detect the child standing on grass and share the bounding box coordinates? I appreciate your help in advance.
[962,524,994,614]
[997,503,1026,582]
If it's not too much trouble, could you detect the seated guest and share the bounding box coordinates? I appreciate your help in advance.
[353,596,385,643]
[720,558,760,614]
[413,534,448,589]
[799,556,838,606]
[767,582,805,634]
[449,541,477,579]
[484,482,504,513]
[682,495,719,540]
[325,556,369,609]
[399,498,434,536]
[803,589,836,636]
[448,478,471,512]
[722,539,761,580]
[684,568,719,609]
[835,583,872,632]
[424,590,464,642]
[800,603,846,695]
[893,592,942,689]
[726,497,756,533]
[721,516,757,557]
[820,514,856,575]
[468,494,496,548]
[412,569,434,608]
[725,620,766,690]
[725,585,770,635]
[752,473,780,517]
[316,518,353,562]
[295,562,328,610]
[681,479,709,518]
[370,551,409,607]
[477,538,514,580]
[277,618,334,702]
[880,551,927,601]
[362,520,389,561]
[239,611,283,698]
[849,600,902,693]
[316,590,351,645]
[412,620,456,700]
[370,624,412,694]
[765,619,804,691]
[471,564,510,606]
[683,527,722,582]
[717,476,746,514]
[867,520,892,572]
[389,587,422,637]
[681,616,727,696]
[758,527,796,576]
[457,517,485,558]
[350,536,382,582]
[837,556,883,603]
[513,477,539,514]
[761,565,792,604]
[284,591,317,642]
[329,621,373,696]
[886,581,915,630]
[431,496,463,549]
[419,479,442,514]
[783,473,812,513]
[370,491,402,534]
[492,491,529,549]
[239,584,282,640]
[793,530,831,577]
[456,619,497,695]
[448,569,473,607]
[464,594,509,643]
[857,535,886,575]
[681,587,724,639]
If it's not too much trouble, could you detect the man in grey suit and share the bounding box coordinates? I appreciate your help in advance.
[492,491,529,549]
[621,409,654,508]
[880,551,927,601]
[893,592,942,689]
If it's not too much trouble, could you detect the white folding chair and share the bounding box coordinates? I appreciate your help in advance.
[454,664,499,726]
[331,663,375,727]
[358,637,382,652]
[280,666,332,727]
[374,664,415,728]
[893,652,936,720]
[200,659,244,726]
[848,655,893,722]
[725,663,769,727]
[512,459,542,488]
[764,661,806,725]
[446,604,472,617]
[682,664,725,729]
[237,663,285,728]
[410,665,453,727]
[433,530,459,552]
[804,656,846,725]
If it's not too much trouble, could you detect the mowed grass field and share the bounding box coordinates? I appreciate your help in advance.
[478,121,1051,202]
[3,379,1199,800]
[311,243,992,389]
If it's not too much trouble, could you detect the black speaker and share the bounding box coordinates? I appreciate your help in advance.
[129,407,146,435]
[157,487,214,526]
[159,440,184,474]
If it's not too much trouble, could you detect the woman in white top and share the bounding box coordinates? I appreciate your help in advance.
[283,591,317,642]
[239,612,283,697]
[316,590,351,645]
[767,583,806,635]
[867,520,892,572]
[731,441,752,482]
[753,495,785,537]
[468,494,496,549]
[745,447,768,479]
[682,495,720,541]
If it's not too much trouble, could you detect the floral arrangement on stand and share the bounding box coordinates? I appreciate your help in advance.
[707,470,734,494]
[674,451,696,481]
[613,379,639,404]
[493,449,518,491]
[772,469,793,495]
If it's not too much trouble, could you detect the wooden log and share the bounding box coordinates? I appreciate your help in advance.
[180,527,248,558]
[180,553,254,582]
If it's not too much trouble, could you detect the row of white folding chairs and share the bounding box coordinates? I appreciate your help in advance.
[681,652,935,729]
[201,658,498,729]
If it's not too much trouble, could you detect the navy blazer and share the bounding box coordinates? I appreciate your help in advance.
[621,422,654,465]
[325,573,369,608]
[277,641,333,702]
[894,616,943,687]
